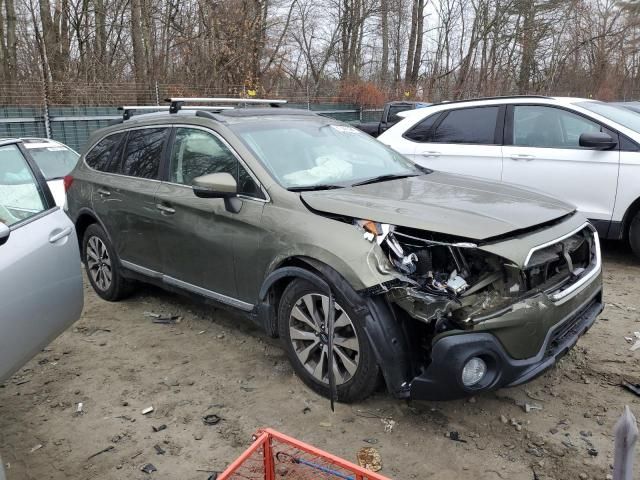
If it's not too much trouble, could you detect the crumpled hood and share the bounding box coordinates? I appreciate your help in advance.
[301,172,575,241]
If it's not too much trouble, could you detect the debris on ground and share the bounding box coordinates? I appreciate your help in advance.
[74,402,84,416]
[87,445,114,460]
[523,402,543,413]
[142,406,154,415]
[356,446,382,472]
[153,444,166,455]
[152,424,167,432]
[621,380,640,397]
[381,418,396,433]
[363,438,378,444]
[29,444,43,453]
[144,311,182,324]
[141,463,157,473]
[628,332,640,351]
[202,414,221,426]
[446,431,467,443]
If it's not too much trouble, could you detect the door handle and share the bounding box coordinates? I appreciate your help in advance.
[156,204,176,214]
[420,151,441,157]
[97,188,111,196]
[49,226,72,243]
[510,154,535,161]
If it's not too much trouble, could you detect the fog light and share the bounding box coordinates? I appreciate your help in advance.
[461,357,487,387]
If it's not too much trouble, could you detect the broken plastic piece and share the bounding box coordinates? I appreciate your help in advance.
[446,271,469,295]
[621,380,640,397]
[203,414,221,425]
[142,406,154,415]
[152,424,167,432]
[141,463,157,474]
[153,444,166,455]
[523,402,543,413]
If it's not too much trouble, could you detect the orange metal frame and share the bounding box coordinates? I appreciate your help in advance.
[218,428,392,480]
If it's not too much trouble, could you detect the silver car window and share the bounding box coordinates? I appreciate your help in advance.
[0,144,47,227]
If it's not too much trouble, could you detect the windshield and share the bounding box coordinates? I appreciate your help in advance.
[26,144,79,180]
[231,120,423,189]
[575,101,640,134]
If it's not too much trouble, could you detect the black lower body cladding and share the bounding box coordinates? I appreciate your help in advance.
[409,287,603,401]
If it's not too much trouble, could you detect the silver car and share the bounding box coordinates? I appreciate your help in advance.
[0,138,83,477]
[0,138,83,380]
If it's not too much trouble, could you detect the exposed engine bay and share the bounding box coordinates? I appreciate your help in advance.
[355,219,597,335]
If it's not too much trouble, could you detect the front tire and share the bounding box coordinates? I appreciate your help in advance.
[278,278,380,402]
[630,211,640,260]
[82,224,132,301]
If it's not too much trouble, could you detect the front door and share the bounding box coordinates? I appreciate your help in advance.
[155,127,266,305]
[0,142,83,382]
[501,105,619,227]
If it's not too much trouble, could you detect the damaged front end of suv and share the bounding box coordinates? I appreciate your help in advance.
[349,214,603,400]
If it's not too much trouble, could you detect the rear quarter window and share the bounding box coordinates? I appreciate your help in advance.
[85,132,127,173]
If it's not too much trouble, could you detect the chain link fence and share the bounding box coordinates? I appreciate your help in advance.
[0,81,385,152]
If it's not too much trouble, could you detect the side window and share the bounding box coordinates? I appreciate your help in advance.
[404,113,441,142]
[387,105,410,123]
[85,132,126,173]
[513,106,601,148]
[0,144,47,227]
[431,107,499,144]
[121,128,168,179]
[170,128,263,198]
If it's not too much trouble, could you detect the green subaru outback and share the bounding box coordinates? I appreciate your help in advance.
[66,99,603,402]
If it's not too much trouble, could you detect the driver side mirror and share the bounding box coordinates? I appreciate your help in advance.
[579,132,617,150]
[0,223,10,247]
[192,173,237,199]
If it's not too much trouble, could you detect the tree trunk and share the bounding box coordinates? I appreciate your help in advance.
[380,0,389,84]
[405,0,418,82]
[130,0,147,101]
[409,0,424,84]
[517,1,535,94]
[5,0,17,82]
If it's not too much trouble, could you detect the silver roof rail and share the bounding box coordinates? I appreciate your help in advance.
[118,105,234,120]
[165,97,287,114]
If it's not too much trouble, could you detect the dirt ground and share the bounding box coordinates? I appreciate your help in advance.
[1,241,639,480]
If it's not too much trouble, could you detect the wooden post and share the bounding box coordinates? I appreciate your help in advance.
[613,406,638,480]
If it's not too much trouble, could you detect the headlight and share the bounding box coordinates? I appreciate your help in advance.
[461,357,487,387]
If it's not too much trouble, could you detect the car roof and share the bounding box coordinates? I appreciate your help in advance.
[0,138,20,147]
[396,95,596,120]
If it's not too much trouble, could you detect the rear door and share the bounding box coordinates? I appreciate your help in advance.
[91,126,169,273]
[0,142,83,382]
[501,105,619,227]
[154,126,266,306]
[408,105,504,180]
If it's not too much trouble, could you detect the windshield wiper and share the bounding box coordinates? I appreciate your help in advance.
[351,173,420,187]
[287,184,345,192]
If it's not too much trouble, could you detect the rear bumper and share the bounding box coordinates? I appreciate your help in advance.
[409,287,603,401]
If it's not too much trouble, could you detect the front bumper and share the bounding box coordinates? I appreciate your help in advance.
[409,286,603,400]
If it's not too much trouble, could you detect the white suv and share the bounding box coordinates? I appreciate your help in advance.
[379,96,640,258]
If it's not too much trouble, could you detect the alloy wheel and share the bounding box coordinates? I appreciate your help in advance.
[288,293,360,385]
[86,236,112,291]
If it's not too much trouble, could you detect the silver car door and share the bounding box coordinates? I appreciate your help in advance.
[0,142,83,383]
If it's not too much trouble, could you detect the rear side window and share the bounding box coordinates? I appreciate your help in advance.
[121,128,168,179]
[387,105,412,123]
[404,113,441,142]
[432,107,499,144]
[85,132,126,172]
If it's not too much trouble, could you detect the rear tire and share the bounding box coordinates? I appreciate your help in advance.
[82,224,132,301]
[278,278,380,402]
[630,211,640,260]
